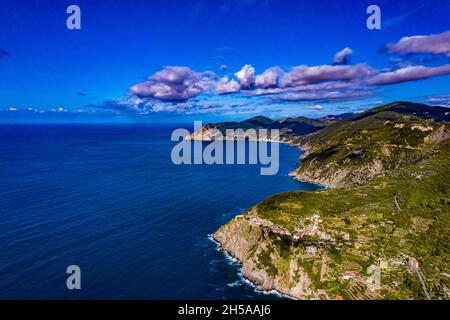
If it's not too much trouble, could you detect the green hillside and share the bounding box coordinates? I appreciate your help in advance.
[250,138,449,299]
[292,102,450,187]
[214,101,450,300]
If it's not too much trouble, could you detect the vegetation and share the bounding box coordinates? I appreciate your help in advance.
[292,102,450,187]
[215,102,450,299]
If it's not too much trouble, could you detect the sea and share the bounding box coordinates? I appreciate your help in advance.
[0,124,320,299]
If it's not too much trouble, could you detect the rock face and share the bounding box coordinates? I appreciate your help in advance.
[186,124,223,141]
[290,159,384,188]
[187,124,266,141]
[212,102,450,300]
[288,103,450,188]
[213,214,317,299]
[424,124,450,144]
[291,123,450,188]
[213,136,450,300]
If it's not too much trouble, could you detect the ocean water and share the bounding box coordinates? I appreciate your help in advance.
[0,124,320,299]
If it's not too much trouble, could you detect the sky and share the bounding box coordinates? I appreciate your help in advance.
[1,0,450,123]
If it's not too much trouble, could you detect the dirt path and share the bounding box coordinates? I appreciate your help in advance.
[413,269,431,300]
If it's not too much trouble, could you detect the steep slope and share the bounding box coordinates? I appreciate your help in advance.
[213,101,449,300]
[214,138,450,300]
[291,102,450,187]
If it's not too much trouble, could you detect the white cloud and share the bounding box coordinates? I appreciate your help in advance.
[235,64,255,88]
[255,67,282,88]
[215,76,241,94]
[333,47,353,64]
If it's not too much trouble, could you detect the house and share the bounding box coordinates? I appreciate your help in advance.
[306,245,317,256]
[409,257,419,270]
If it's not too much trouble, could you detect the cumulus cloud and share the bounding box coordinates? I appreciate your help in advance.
[247,81,354,97]
[215,76,241,94]
[235,64,255,88]
[123,61,450,109]
[129,66,215,101]
[368,64,450,85]
[387,30,450,56]
[255,66,282,88]
[333,47,353,65]
[280,64,374,87]
[276,90,371,103]
[119,34,450,114]
[149,100,256,115]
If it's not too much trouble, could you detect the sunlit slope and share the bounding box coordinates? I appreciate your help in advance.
[291,102,449,187]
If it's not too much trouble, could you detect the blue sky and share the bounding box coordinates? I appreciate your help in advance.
[1,0,450,123]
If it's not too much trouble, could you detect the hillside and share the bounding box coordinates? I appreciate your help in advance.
[187,114,351,141]
[291,102,450,187]
[213,101,450,300]
[214,136,449,300]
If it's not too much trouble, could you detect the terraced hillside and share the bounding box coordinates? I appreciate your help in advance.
[291,102,450,187]
[213,102,450,300]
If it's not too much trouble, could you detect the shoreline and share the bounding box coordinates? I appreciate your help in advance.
[188,135,330,188]
[207,140,329,300]
[207,234,298,300]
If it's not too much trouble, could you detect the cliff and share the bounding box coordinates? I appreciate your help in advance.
[213,102,450,300]
[214,214,316,299]
[291,102,450,188]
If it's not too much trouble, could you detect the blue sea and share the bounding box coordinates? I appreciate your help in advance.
[0,124,320,299]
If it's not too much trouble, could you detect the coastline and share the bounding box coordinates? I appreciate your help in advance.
[202,108,450,300]
[187,134,328,188]
[208,139,329,300]
[208,234,298,300]
[188,125,336,298]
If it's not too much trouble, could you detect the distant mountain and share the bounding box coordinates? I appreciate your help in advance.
[188,112,353,141]
[240,116,274,126]
[350,101,449,122]
[319,112,354,123]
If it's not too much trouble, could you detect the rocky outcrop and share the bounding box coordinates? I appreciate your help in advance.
[290,159,384,188]
[186,124,280,142]
[213,210,338,299]
[186,124,223,141]
[212,102,450,300]
[213,214,316,299]
[424,124,450,144]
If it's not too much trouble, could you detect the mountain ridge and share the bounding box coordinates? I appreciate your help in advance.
[187,112,354,141]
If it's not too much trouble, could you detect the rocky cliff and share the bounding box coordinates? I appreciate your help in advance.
[213,102,450,300]
[213,212,322,299]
